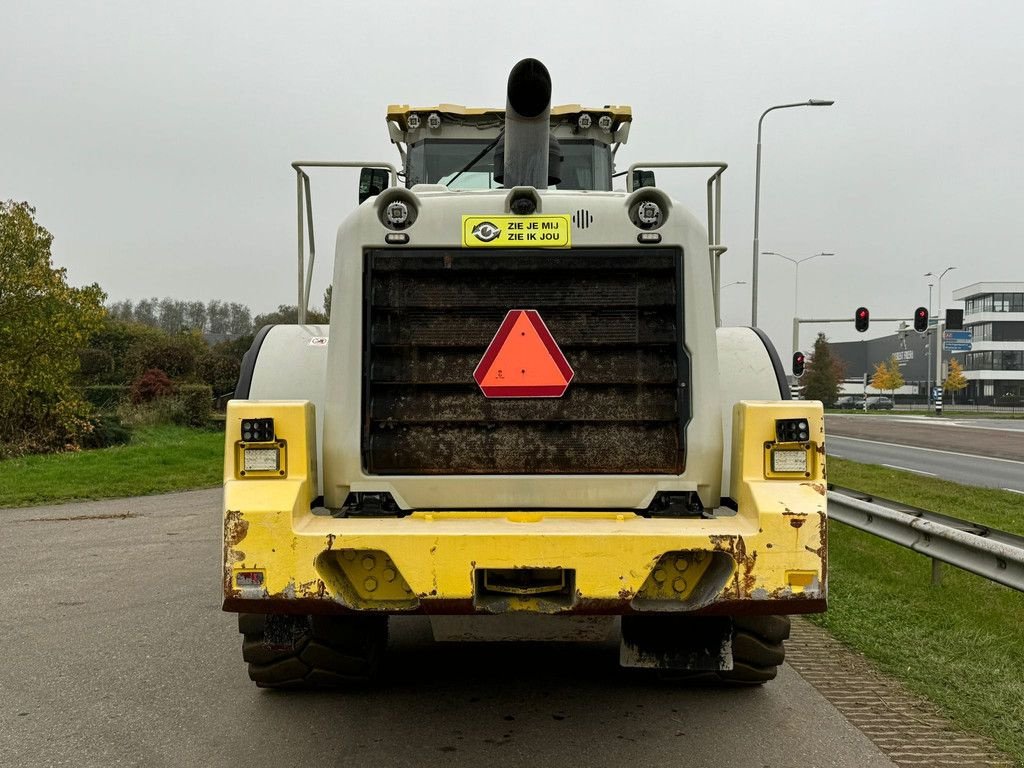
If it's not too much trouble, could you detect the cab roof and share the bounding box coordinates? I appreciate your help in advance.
[386,103,632,132]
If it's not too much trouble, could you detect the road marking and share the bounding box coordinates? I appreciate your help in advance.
[828,435,1024,466]
[1003,488,1024,496]
[881,463,937,477]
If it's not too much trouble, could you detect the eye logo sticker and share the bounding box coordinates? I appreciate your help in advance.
[471,221,501,242]
[462,215,572,248]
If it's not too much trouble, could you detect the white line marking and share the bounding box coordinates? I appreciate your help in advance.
[828,435,1024,466]
[1003,488,1024,496]
[881,463,937,477]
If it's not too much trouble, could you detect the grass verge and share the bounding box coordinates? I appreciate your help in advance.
[0,425,223,508]
[818,457,1024,762]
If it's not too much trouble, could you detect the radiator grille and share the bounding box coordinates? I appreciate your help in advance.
[363,248,687,474]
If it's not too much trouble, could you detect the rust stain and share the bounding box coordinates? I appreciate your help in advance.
[326,533,336,551]
[789,518,805,529]
[801,482,827,496]
[298,579,328,599]
[709,535,758,599]
[225,510,248,546]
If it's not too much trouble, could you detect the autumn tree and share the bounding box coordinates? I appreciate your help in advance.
[0,201,106,454]
[944,358,967,404]
[802,333,845,406]
[870,355,904,399]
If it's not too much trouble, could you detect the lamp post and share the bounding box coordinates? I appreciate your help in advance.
[716,281,747,325]
[926,282,934,406]
[751,99,835,327]
[924,266,957,411]
[762,250,833,356]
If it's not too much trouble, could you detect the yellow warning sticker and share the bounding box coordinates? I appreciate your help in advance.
[462,215,571,248]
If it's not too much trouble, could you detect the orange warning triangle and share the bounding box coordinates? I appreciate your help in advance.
[473,310,574,398]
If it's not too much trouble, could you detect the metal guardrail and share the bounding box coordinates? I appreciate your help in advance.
[828,486,1024,592]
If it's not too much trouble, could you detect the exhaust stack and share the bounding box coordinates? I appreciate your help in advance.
[496,58,560,188]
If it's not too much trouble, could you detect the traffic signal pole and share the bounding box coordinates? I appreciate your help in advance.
[934,318,945,415]
[792,315,909,358]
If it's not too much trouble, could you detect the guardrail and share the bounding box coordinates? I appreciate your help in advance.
[828,486,1024,592]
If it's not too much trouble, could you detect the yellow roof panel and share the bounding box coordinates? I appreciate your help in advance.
[386,103,632,130]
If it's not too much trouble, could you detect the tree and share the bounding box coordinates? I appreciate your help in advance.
[870,355,904,399]
[0,200,106,454]
[184,300,207,332]
[226,302,252,336]
[944,358,967,404]
[158,297,185,334]
[324,284,332,315]
[252,304,329,328]
[133,297,158,327]
[802,333,845,406]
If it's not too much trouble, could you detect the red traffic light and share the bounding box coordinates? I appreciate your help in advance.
[855,307,870,332]
[792,351,806,377]
[913,306,929,333]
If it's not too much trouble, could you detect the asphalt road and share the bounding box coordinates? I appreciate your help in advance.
[0,489,897,768]
[826,414,1024,492]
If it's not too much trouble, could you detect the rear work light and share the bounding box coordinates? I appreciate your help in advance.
[241,418,274,443]
[775,418,810,443]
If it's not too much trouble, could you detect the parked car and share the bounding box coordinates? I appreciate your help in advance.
[835,396,860,409]
[865,396,894,410]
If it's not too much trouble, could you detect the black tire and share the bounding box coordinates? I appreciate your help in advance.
[642,614,790,685]
[238,613,388,689]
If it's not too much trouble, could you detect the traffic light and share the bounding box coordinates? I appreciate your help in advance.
[792,351,806,377]
[855,307,869,332]
[913,306,928,333]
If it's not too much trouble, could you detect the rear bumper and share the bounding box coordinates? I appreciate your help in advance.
[223,399,827,618]
[223,488,827,617]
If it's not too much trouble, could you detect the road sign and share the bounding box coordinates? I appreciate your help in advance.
[473,309,574,398]
[943,330,972,341]
[943,329,972,352]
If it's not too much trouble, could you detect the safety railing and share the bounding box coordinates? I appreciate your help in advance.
[627,162,728,325]
[292,161,399,323]
[828,485,1024,592]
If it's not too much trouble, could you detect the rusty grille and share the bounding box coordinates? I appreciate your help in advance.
[363,248,687,474]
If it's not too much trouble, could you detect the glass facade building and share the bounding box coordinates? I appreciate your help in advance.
[952,282,1024,405]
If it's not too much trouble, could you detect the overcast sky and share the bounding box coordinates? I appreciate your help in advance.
[4,1,1020,352]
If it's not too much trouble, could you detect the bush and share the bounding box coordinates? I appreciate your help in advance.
[125,331,207,380]
[80,414,133,449]
[197,352,241,398]
[174,384,213,427]
[82,385,130,412]
[131,368,174,404]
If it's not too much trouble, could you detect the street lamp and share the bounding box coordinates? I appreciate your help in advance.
[762,251,833,317]
[751,99,835,326]
[926,281,934,405]
[716,281,747,325]
[924,266,956,410]
[763,250,833,356]
[924,266,957,317]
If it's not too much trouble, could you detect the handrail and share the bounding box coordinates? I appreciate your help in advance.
[626,162,728,325]
[291,161,399,323]
[828,486,1024,592]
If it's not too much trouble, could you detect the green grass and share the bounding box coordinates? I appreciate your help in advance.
[817,457,1024,762]
[0,425,224,508]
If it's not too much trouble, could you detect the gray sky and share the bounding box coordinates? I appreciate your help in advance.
[4,1,1021,352]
